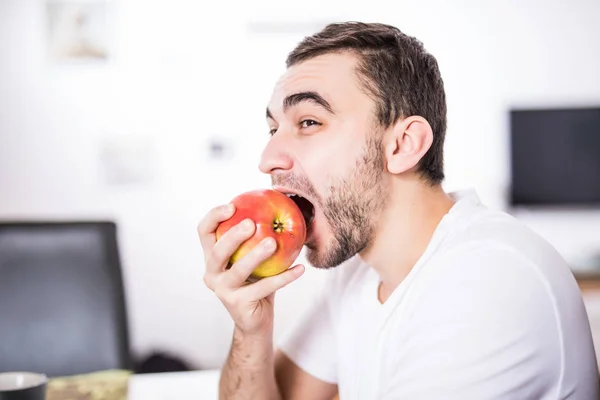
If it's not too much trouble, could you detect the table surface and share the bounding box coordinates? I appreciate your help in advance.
[128,369,221,400]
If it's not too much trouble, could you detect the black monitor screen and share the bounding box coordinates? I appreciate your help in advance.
[510,107,600,206]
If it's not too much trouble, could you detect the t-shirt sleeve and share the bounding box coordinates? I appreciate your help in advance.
[276,273,338,384]
[383,244,571,399]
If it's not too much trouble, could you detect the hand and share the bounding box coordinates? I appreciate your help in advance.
[198,203,305,335]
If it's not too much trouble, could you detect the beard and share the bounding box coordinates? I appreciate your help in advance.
[273,131,387,269]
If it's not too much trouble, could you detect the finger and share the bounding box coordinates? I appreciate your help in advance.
[203,272,216,292]
[197,204,235,250]
[221,237,277,288]
[207,218,256,273]
[238,264,305,301]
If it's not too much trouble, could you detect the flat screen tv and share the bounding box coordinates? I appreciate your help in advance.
[509,106,600,207]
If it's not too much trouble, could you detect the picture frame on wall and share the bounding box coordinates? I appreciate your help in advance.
[45,0,113,63]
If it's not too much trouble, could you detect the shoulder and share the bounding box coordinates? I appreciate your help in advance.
[384,211,598,398]
[435,195,581,300]
[417,214,582,336]
[381,242,563,397]
[410,238,562,330]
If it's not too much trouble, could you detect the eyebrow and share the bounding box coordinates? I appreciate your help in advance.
[266,91,334,120]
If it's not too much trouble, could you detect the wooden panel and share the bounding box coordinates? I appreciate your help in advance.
[575,272,600,373]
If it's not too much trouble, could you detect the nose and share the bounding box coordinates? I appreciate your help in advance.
[258,133,294,175]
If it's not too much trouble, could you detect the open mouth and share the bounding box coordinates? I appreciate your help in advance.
[286,193,315,227]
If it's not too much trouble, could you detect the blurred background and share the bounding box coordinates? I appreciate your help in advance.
[1,0,599,374]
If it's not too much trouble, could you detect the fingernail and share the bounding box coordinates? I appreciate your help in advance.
[226,204,235,213]
[262,237,276,250]
[243,219,254,230]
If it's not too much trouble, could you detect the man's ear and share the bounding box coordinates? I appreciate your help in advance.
[384,116,434,175]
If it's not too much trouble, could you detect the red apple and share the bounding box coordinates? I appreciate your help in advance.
[215,189,306,279]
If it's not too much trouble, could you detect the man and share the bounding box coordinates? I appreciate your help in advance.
[198,22,599,399]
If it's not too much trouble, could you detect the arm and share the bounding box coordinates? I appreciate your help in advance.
[198,204,335,400]
[219,326,281,400]
[274,350,338,400]
[218,329,338,400]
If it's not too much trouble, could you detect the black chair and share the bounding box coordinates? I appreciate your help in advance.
[0,221,132,377]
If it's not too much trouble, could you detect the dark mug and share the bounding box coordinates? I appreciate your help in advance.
[0,372,47,400]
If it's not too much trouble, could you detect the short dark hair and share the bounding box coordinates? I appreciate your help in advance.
[286,22,447,184]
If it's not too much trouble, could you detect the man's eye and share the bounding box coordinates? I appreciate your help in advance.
[300,119,321,129]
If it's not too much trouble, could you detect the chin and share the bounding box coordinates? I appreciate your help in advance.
[305,247,331,269]
[305,224,372,269]
[302,233,326,269]
[304,239,346,270]
[304,212,359,269]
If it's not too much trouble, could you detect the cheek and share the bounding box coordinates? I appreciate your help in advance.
[296,120,371,189]
[314,121,365,158]
[298,143,342,183]
[300,150,361,199]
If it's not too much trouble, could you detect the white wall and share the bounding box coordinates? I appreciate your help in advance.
[1,0,599,369]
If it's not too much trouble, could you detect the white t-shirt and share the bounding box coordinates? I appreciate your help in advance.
[278,189,599,399]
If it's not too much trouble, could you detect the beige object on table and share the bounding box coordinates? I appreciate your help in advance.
[46,370,131,400]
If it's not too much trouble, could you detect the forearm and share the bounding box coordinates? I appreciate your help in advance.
[219,326,281,400]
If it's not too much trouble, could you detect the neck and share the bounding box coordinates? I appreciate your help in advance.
[359,179,455,303]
